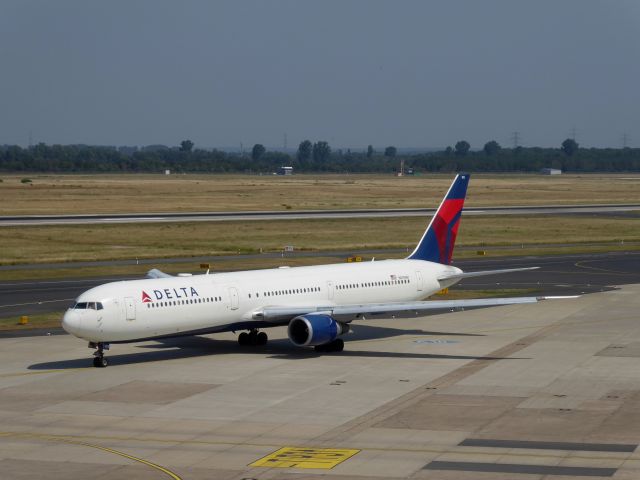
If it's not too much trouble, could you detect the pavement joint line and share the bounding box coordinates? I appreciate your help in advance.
[0,431,183,480]
[310,320,565,445]
[0,431,633,464]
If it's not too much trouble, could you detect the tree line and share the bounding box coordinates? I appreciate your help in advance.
[1,139,639,173]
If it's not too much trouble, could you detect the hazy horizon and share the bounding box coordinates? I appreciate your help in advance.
[1,1,639,149]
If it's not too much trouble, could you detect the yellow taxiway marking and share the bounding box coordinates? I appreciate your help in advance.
[1,432,182,480]
[0,430,632,468]
[250,446,360,469]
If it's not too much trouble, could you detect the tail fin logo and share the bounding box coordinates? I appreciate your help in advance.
[431,198,464,264]
[408,174,470,265]
[142,291,152,303]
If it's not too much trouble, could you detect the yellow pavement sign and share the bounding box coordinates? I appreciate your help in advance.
[250,446,360,469]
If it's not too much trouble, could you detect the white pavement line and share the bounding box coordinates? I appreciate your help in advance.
[0,298,74,308]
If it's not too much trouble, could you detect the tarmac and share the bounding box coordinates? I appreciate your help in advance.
[1,203,638,226]
[2,250,639,319]
[1,282,640,479]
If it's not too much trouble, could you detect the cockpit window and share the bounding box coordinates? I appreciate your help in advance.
[73,302,104,310]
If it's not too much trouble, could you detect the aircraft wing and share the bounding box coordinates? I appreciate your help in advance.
[146,268,173,279]
[254,295,577,322]
[437,266,539,282]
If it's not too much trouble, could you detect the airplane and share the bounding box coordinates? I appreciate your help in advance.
[62,173,569,367]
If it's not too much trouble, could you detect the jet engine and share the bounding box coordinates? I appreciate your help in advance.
[287,314,349,347]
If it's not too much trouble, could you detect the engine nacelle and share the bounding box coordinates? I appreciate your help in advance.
[288,314,349,347]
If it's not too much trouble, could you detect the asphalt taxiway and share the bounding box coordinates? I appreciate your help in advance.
[1,203,639,226]
[1,281,640,479]
[1,251,639,319]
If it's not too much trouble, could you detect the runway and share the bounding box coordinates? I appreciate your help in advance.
[1,203,639,226]
[1,281,640,479]
[1,251,639,320]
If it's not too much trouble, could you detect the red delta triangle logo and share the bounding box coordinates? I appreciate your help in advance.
[432,198,464,265]
[141,291,152,303]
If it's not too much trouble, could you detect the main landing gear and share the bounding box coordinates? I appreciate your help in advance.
[238,329,268,346]
[89,342,109,368]
[314,338,344,353]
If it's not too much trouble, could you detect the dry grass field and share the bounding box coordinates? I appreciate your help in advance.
[1,214,638,266]
[0,174,638,278]
[1,173,638,215]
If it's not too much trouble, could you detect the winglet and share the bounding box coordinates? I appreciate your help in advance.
[408,173,470,264]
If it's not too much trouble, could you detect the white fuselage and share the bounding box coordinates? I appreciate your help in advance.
[62,259,461,343]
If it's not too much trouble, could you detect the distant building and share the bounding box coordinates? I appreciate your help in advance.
[278,166,293,175]
[541,168,562,175]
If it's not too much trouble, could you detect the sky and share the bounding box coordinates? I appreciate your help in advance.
[1,0,639,149]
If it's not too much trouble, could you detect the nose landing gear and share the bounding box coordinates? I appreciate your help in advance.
[89,342,109,368]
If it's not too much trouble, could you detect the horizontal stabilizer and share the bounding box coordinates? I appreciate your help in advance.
[254,294,577,321]
[146,268,173,279]
[437,266,539,282]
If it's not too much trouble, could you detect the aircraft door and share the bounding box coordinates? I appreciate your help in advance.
[415,271,424,292]
[228,287,239,310]
[124,297,136,320]
[327,281,335,300]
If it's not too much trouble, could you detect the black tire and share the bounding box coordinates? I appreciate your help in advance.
[315,339,344,353]
[93,356,108,368]
[257,332,268,346]
[238,332,249,346]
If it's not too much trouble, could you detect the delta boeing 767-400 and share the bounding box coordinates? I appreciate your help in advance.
[62,174,571,367]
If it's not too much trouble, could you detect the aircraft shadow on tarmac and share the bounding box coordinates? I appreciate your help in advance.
[29,325,525,370]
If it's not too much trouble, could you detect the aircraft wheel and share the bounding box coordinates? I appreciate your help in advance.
[93,356,108,368]
[314,339,344,353]
[238,332,249,346]
[257,332,268,346]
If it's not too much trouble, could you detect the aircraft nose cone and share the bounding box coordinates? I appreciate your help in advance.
[62,310,81,336]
